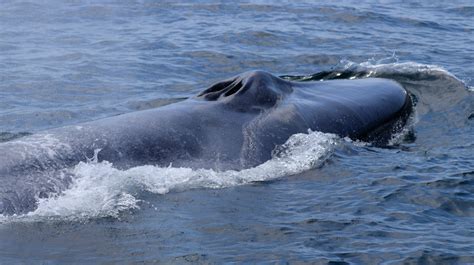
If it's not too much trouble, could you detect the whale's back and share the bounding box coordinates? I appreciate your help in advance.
[292,78,412,143]
[198,71,412,145]
[0,71,413,216]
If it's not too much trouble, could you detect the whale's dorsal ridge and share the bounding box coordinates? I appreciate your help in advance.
[196,70,293,110]
[0,70,415,216]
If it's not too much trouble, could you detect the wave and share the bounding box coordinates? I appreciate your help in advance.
[1,130,339,223]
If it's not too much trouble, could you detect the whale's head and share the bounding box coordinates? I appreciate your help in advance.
[196,70,293,111]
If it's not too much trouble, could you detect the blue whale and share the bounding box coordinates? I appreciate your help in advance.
[0,70,412,215]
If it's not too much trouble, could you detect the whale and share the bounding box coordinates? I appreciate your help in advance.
[0,70,412,215]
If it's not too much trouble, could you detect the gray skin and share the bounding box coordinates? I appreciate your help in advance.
[0,70,412,215]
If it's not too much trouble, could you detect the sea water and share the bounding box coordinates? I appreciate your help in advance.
[0,1,473,264]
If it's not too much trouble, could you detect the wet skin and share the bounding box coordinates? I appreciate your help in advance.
[0,70,412,215]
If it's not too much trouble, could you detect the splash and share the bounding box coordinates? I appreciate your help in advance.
[283,55,464,84]
[1,130,338,222]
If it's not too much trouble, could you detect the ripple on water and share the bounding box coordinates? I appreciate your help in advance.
[0,0,473,263]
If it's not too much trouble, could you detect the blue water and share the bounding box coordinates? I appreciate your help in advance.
[0,1,473,264]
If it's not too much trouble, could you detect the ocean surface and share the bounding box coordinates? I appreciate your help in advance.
[0,0,473,264]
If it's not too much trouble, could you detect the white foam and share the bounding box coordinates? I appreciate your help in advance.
[291,56,467,87]
[5,130,338,221]
[343,56,458,79]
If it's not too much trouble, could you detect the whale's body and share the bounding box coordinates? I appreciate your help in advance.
[0,71,412,215]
